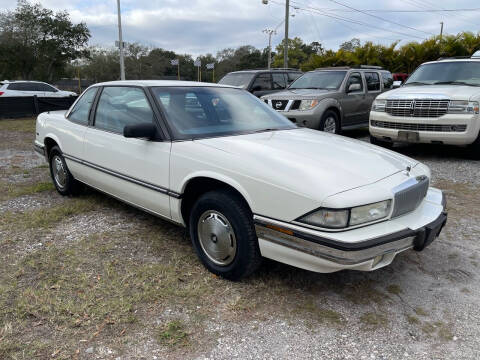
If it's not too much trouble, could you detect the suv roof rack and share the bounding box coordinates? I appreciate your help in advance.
[314,65,384,70]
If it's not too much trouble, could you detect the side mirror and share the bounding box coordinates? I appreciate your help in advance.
[347,83,361,93]
[392,81,402,88]
[123,123,157,140]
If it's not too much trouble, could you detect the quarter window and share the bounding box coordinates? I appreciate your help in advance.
[94,87,154,134]
[251,74,272,91]
[68,87,98,125]
[346,72,363,93]
[365,72,381,91]
[272,73,287,89]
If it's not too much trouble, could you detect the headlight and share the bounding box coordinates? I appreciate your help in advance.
[297,208,349,229]
[372,99,386,112]
[299,99,319,111]
[350,200,391,226]
[448,100,479,114]
[297,200,391,229]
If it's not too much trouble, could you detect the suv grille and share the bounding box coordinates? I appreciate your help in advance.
[386,99,450,118]
[391,176,429,218]
[271,100,289,111]
[371,120,467,132]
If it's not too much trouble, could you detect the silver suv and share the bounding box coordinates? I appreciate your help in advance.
[261,66,393,134]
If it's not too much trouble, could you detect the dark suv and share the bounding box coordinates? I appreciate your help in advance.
[218,69,303,97]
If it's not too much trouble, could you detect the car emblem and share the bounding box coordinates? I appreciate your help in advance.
[409,100,416,115]
[275,101,283,109]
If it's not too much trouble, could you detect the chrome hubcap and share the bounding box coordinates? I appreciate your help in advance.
[52,155,67,189]
[324,116,337,133]
[197,210,237,266]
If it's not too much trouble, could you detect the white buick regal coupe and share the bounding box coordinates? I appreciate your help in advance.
[34,81,447,280]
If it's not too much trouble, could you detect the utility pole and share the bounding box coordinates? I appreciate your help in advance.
[117,0,125,80]
[439,21,444,42]
[263,29,276,69]
[284,0,290,68]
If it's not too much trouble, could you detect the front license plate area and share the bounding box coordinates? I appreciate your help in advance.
[398,131,420,142]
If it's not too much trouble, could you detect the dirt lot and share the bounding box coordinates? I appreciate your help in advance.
[0,118,479,360]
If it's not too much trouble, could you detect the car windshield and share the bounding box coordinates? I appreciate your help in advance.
[151,87,296,140]
[405,61,480,86]
[289,71,346,89]
[218,73,255,88]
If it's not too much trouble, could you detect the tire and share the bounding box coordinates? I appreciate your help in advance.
[319,110,340,134]
[370,135,394,149]
[48,146,82,196]
[189,189,262,280]
[467,134,480,160]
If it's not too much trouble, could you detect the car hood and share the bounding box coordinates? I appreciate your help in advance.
[261,88,336,100]
[196,128,418,202]
[379,85,480,101]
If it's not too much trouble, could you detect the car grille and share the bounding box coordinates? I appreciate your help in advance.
[385,99,450,118]
[271,100,289,111]
[371,120,467,132]
[391,176,429,218]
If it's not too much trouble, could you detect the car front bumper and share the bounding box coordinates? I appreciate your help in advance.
[254,188,447,273]
[369,111,480,145]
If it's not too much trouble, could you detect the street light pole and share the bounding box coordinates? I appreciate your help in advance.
[116,0,125,80]
[263,29,276,69]
[284,0,289,68]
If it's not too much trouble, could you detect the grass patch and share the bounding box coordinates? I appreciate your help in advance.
[297,300,343,325]
[360,312,387,329]
[407,315,420,325]
[0,117,36,133]
[386,284,402,295]
[414,307,428,316]
[343,281,386,305]
[156,320,189,347]
[8,181,54,198]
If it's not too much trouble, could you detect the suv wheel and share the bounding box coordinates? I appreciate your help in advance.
[370,135,394,149]
[189,189,262,280]
[320,110,340,134]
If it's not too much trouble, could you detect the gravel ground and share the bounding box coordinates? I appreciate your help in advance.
[0,122,479,360]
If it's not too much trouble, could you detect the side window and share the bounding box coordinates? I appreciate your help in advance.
[26,83,41,91]
[365,72,380,92]
[94,87,154,134]
[287,72,302,85]
[68,87,98,125]
[7,83,21,91]
[40,83,56,92]
[346,72,363,93]
[251,74,272,91]
[272,73,287,89]
[382,72,393,89]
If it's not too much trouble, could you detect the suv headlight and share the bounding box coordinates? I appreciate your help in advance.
[297,200,391,229]
[372,99,386,112]
[299,99,319,111]
[448,100,479,114]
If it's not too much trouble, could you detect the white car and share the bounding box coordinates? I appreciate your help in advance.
[0,80,76,97]
[370,52,480,158]
[34,81,447,280]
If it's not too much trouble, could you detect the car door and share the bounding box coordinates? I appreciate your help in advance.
[82,86,171,219]
[364,72,382,123]
[250,73,273,97]
[341,72,368,126]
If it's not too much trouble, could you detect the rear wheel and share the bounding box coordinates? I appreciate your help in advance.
[49,146,82,195]
[319,110,340,134]
[370,135,394,149]
[189,189,262,280]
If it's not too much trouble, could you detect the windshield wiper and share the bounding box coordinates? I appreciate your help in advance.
[403,81,430,86]
[432,81,480,87]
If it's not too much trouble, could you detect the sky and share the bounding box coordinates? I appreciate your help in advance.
[1,0,479,56]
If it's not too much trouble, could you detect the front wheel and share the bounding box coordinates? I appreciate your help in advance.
[189,189,262,280]
[319,110,340,134]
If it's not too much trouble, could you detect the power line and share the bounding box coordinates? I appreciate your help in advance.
[284,7,480,13]
[323,0,435,36]
[270,0,425,40]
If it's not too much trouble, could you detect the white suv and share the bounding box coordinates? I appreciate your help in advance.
[370,51,480,158]
[0,80,76,97]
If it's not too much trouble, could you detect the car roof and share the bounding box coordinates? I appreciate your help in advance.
[422,58,480,65]
[93,80,238,88]
[224,69,302,74]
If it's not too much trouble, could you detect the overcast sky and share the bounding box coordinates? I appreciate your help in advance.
[2,0,479,56]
